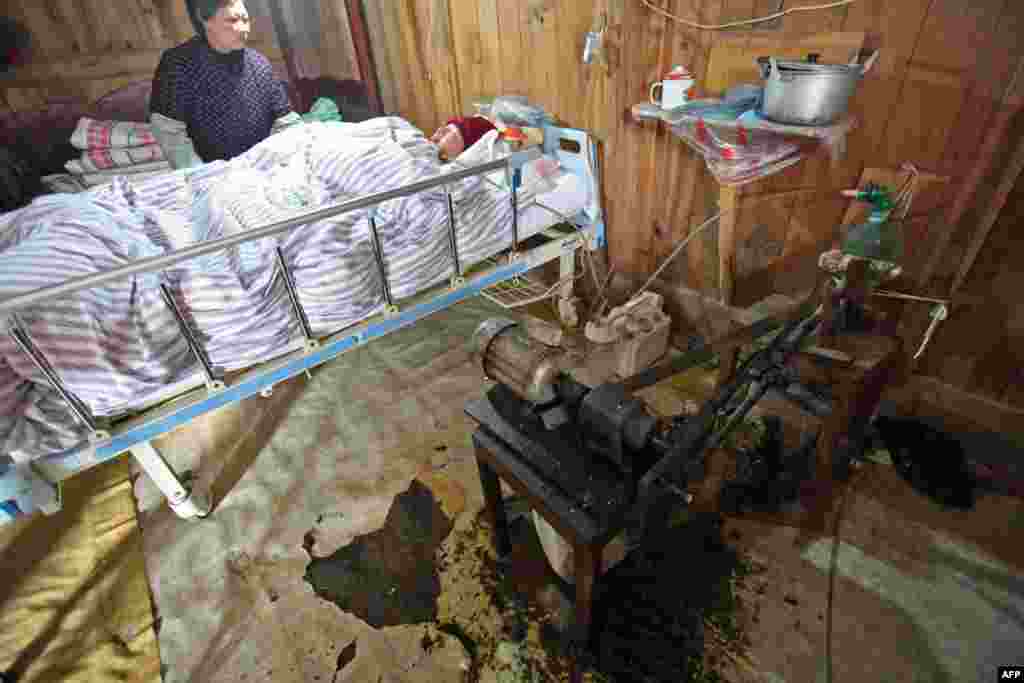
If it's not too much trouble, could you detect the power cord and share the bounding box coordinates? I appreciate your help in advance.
[825,462,869,683]
[639,0,857,31]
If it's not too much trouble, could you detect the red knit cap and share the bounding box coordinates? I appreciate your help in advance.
[445,116,497,150]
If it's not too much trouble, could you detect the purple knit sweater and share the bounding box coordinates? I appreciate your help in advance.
[150,37,293,162]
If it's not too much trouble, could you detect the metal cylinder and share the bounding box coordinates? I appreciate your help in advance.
[472,318,562,404]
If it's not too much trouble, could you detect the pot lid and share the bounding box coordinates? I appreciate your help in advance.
[759,54,862,75]
[775,60,858,74]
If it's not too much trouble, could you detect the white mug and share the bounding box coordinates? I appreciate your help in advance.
[650,77,694,110]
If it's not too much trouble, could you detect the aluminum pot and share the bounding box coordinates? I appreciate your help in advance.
[757,51,878,126]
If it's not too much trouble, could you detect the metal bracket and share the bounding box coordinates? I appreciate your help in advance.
[89,429,111,444]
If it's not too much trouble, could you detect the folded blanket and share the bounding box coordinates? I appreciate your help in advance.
[66,145,166,174]
[70,117,157,151]
[77,161,172,188]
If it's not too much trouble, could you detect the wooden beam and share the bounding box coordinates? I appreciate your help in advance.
[0,44,286,90]
[884,375,1024,437]
[344,0,382,113]
[949,125,1024,297]
[917,58,1024,292]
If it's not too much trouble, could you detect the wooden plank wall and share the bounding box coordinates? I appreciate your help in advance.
[367,0,1024,412]
[0,0,357,111]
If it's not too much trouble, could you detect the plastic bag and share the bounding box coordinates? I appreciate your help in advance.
[302,97,343,124]
[670,118,805,186]
[490,96,555,128]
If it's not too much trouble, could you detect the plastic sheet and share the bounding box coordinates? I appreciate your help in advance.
[490,96,555,128]
[670,118,805,185]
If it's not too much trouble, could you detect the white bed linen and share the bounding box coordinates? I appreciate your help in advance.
[0,118,588,463]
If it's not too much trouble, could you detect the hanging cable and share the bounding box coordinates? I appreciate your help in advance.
[639,0,856,31]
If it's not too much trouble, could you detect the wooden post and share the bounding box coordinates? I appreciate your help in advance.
[717,185,741,387]
[718,185,739,306]
[949,134,1024,297]
[344,0,382,114]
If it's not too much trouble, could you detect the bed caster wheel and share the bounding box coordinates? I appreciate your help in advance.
[169,486,211,520]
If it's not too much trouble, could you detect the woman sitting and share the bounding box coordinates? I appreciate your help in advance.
[149,0,301,169]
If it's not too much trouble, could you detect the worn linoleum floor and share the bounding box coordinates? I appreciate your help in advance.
[128,299,1024,683]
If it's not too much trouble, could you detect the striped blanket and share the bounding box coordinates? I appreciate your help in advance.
[0,117,542,463]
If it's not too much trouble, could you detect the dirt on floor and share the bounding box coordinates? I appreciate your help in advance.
[127,300,1023,683]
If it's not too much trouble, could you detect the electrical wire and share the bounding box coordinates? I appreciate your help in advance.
[504,266,587,309]
[825,464,869,683]
[626,187,853,305]
[639,0,856,30]
[631,210,725,301]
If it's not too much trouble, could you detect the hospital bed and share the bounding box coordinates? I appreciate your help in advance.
[0,120,605,523]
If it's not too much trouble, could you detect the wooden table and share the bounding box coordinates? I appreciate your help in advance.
[466,387,641,681]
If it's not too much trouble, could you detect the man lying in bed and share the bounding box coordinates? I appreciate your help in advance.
[0,115,570,458]
[430,116,497,161]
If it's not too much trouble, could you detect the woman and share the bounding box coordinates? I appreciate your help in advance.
[149,0,301,169]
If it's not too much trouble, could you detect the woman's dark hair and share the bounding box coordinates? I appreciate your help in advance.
[186,0,234,37]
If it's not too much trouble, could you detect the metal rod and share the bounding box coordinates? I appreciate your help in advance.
[445,189,462,278]
[159,284,219,388]
[275,247,316,344]
[510,168,521,251]
[366,215,395,308]
[0,153,539,316]
[8,314,98,432]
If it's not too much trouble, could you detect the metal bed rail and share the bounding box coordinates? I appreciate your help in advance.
[1,125,605,522]
[0,147,542,317]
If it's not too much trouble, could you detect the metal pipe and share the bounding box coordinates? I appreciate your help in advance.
[445,190,462,278]
[275,247,316,345]
[159,284,220,389]
[366,215,395,308]
[131,440,210,519]
[0,153,538,316]
[8,314,98,433]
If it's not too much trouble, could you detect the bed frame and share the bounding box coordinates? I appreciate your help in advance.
[0,123,606,522]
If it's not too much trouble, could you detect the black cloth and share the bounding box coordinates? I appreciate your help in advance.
[149,37,292,163]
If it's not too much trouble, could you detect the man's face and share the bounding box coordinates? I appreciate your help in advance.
[206,1,250,53]
[431,124,464,161]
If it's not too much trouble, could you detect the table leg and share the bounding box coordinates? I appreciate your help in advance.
[475,452,513,560]
[569,543,604,683]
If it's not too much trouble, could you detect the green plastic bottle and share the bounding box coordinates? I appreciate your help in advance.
[841,183,901,264]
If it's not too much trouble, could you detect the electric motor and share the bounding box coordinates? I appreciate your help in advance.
[472,318,563,404]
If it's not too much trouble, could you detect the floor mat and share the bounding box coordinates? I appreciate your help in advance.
[136,298,508,682]
[0,458,161,683]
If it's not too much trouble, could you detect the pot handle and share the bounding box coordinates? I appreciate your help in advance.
[860,50,880,76]
[756,56,777,80]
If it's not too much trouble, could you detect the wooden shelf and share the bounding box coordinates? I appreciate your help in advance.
[631,104,861,352]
